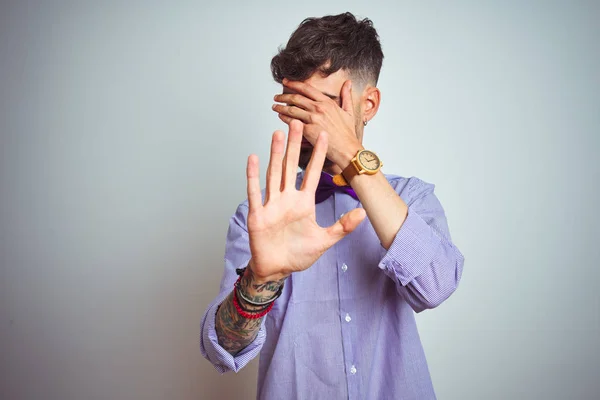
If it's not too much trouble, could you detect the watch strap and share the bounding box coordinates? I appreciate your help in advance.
[342,161,360,184]
[333,159,359,186]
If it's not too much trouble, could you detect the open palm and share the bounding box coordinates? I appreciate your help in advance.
[246,120,366,283]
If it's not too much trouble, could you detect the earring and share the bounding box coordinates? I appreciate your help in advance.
[363,119,368,127]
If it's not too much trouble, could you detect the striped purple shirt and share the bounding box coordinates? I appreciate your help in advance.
[200,172,464,399]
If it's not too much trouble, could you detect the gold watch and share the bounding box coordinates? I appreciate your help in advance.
[332,149,383,186]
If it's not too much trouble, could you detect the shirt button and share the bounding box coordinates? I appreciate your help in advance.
[345,313,352,323]
[350,365,357,375]
[341,263,348,272]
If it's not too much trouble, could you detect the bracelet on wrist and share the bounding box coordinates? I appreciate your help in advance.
[233,287,272,313]
[232,287,273,319]
[234,267,284,306]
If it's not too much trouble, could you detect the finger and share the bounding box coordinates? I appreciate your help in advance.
[246,154,263,212]
[301,131,328,193]
[266,130,285,202]
[274,93,315,111]
[283,78,329,102]
[341,80,354,114]
[278,113,293,125]
[272,104,311,124]
[282,119,303,189]
[324,208,367,246]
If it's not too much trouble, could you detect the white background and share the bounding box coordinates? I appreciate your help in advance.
[1,1,598,399]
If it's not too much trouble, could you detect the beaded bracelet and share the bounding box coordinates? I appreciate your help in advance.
[232,288,273,319]
[231,266,283,319]
[234,288,272,313]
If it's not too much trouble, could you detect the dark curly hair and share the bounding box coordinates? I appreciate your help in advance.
[271,12,384,86]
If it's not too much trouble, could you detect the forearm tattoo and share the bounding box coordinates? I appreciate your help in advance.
[215,291,263,355]
[214,270,286,355]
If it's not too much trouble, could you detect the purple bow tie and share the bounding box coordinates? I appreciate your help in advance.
[315,172,358,204]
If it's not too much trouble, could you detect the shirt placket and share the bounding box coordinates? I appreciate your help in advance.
[334,192,359,400]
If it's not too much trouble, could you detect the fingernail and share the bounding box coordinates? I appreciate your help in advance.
[272,104,276,110]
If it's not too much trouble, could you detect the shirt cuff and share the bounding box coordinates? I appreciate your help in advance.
[200,293,267,374]
[378,206,440,286]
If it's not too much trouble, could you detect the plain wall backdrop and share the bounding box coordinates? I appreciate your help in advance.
[1,1,599,399]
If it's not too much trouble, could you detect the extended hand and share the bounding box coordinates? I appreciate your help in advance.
[246,120,366,283]
[272,79,362,167]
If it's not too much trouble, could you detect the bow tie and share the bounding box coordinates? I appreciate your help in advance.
[315,171,358,204]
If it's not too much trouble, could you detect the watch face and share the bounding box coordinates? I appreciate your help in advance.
[358,150,381,171]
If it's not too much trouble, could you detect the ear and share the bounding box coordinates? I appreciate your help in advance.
[361,86,381,123]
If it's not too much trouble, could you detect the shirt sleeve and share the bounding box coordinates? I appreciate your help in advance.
[378,177,465,313]
[199,203,267,373]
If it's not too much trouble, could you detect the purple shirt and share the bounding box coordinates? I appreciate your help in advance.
[200,172,464,400]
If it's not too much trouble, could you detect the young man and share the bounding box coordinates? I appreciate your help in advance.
[200,12,464,399]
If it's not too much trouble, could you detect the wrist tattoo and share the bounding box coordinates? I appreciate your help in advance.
[214,267,287,356]
[239,267,286,304]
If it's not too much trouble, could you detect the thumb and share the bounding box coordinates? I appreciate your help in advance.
[324,207,366,246]
[341,80,354,114]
